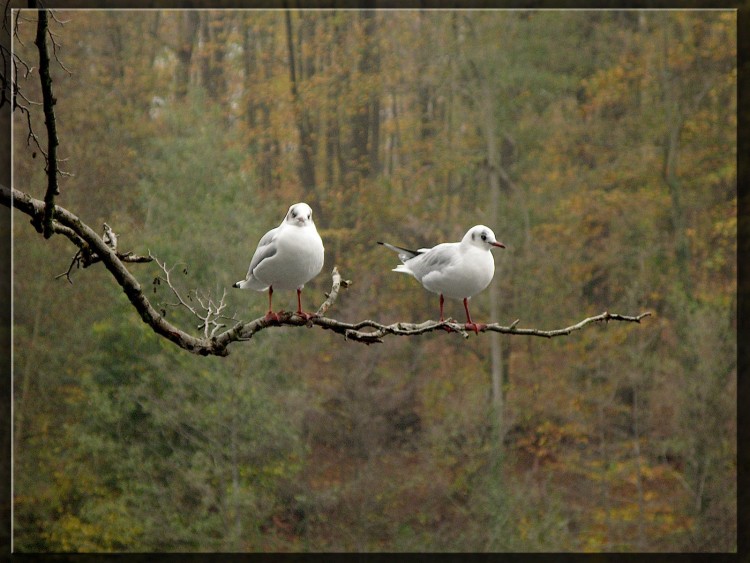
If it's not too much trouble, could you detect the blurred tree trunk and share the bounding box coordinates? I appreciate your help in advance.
[146,12,161,69]
[176,11,200,100]
[242,18,259,145]
[416,12,433,143]
[349,10,380,181]
[200,12,227,101]
[243,18,279,192]
[229,400,242,551]
[321,12,344,207]
[660,43,692,300]
[441,12,459,223]
[13,293,45,447]
[659,14,717,302]
[632,383,647,550]
[324,95,341,187]
[482,78,505,443]
[384,91,400,179]
[106,13,125,82]
[285,10,317,192]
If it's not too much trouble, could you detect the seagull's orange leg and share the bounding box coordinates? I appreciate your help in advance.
[463,297,486,334]
[264,286,280,323]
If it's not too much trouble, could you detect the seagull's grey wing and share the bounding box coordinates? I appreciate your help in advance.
[407,243,459,280]
[246,226,280,277]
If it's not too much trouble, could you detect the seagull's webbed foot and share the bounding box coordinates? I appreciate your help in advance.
[439,317,455,332]
[264,311,281,324]
[464,322,486,334]
[295,310,319,322]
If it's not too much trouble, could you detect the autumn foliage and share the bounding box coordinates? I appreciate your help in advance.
[10,9,736,552]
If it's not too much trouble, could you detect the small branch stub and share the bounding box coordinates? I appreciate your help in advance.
[55,223,152,283]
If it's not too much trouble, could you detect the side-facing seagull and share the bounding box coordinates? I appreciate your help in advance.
[233,202,324,321]
[378,225,505,333]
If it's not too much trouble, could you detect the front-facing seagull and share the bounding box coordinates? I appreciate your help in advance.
[378,225,505,333]
[233,202,324,322]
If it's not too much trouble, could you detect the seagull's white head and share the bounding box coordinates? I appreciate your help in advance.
[284,202,314,227]
[463,225,505,250]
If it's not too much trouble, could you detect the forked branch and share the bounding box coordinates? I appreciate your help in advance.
[150,252,239,339]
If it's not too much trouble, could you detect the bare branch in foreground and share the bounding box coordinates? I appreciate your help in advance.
[3,184,651,356]
[33,7,61,239]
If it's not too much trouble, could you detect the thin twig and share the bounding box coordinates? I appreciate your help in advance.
[150,252,234,339]
[54,249,82,284]
[47,15,73,76]
[481,312,653,338]
[48,9,72,26]
[151,253,199,316]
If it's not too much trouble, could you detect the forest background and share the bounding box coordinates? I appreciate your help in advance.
[9,8,737,552]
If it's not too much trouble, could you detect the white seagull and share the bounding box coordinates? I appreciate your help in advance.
[233,202,324,321]
[378,225,505,333]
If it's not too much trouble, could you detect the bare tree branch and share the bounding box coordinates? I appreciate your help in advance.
[271,311,652,345]
[3,183,651,356]
[32,7,61,239]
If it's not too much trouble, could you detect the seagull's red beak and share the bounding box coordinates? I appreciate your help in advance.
[492,241,505,248]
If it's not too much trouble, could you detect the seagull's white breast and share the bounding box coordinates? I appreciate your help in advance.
[252,225,324,290]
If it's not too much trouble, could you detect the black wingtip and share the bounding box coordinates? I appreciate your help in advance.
[377,241,385,246]
[232,282,240,288]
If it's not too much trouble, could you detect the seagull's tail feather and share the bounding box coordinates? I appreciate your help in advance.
[377,241,420,262]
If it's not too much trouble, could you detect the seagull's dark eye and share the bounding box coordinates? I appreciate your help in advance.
[481,233,487,241]
[291,210,297,218]
[307,213,311,220]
